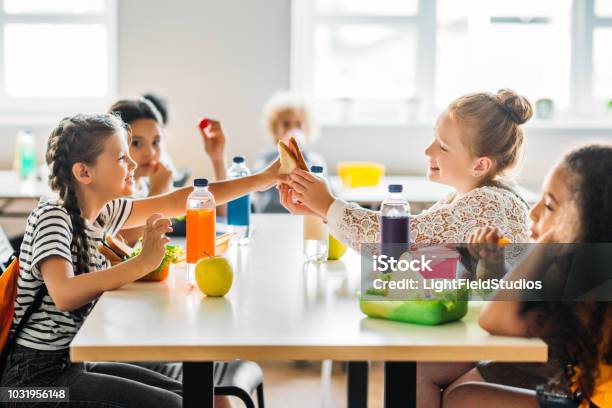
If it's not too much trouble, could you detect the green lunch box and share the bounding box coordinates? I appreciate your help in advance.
[359,299,469,325]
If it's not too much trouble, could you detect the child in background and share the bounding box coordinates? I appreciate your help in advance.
[109,98,227,244]
[280,89,533,246]
[254,91,326,213]
[141,92,229,186]
[0,113,282,407]
[434,144,612,408]
[110,97,228,198]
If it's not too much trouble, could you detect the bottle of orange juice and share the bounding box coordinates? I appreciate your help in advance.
[186,178,216,284]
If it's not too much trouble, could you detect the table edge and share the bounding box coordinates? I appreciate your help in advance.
[70,343,548,363]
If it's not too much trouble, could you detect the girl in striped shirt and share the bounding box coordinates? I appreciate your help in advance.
[0,113,283,407]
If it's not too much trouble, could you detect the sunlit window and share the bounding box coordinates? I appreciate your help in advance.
[595,0,612,17]
[3,0,106,15]
[293,0,612,124]
[0,0,115,113]
[5,24,109,98]
[314,25,416,100]
[436,0,571,109]
[593,28,612,100]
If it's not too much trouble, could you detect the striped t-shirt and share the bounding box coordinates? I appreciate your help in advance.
[13,198,133,351]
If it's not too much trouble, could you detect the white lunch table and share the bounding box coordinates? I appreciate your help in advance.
[329,175,540,210]
[70,214,547,408]
[0,170,53,217]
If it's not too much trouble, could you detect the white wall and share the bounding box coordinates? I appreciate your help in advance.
[117,0,291,178]
[315,124,612,190]
[1,0,611,208]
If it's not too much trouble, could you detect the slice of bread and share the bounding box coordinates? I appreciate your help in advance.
[278,137,309,174]
[278,141,298,174]
[288,137,309,171]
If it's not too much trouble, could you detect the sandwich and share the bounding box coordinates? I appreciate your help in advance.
[98,234,185,281]
[278,136,309,174]
[98,233,233,281]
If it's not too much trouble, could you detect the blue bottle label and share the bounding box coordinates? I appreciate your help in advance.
[227,194,250,226]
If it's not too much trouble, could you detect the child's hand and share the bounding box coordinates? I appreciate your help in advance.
[278,184,318,216]
[258,157,288,191]
[137,214,172,272]
[200,119,226,163]
[467,226,505,262]
[288,169,335,219]
[149,162,173,196]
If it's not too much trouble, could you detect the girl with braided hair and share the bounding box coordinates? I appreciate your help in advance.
[0,113,283,407]
[421,145,612,407]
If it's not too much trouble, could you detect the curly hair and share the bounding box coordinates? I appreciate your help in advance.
[563,145,612,243]
[45,113,126,275]
[520,145,612,400]
[262,91,318,142]
[521,302,611,400]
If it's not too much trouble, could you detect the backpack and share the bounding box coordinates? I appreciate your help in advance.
[0,254,47,375]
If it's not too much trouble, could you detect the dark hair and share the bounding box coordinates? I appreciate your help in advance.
[45,114,125,275]
[520,302,611,400]
[448,89,533,180]
[562,145,612,243]
[142,93,168,125]
[520,145,612,399]
[109,97,163,127]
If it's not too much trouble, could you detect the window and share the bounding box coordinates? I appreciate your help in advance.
[592,0,612,112]
[0,0,116,116]
[292,0,612,124]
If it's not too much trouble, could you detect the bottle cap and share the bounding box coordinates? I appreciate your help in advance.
[233,156,245,164]
[388,184,403,193]
[194,178,209,187]
[310,165,323,174]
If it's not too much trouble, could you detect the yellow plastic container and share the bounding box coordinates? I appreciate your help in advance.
[337,162,385,188]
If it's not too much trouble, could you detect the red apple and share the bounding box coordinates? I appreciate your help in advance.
[198,117,209,130]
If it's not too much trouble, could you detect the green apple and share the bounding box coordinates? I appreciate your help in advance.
[195,256,233,297]
[327,234,348,260]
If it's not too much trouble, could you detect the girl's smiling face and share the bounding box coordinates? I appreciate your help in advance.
[88,130,137,200]
[129,118,163,178]
[425,111,491,194]
[529,164,581,243]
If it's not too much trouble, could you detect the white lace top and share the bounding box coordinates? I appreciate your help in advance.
[326,185,531,252]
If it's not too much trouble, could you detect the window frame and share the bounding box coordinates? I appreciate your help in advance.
[0,0,117,118]
[291,0,611,125]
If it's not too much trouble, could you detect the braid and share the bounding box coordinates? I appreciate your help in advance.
[64,188,90,274]
[45,114,125,275]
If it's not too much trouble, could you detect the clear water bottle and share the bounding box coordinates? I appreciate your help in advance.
[227,156,251,245]
[303,166,329,263]
[380,184,411,261]
[186,178,216,284]
[14,130,37,180]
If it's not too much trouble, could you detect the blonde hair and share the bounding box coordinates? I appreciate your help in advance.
[448,89,533,180]
[262,92,319,142]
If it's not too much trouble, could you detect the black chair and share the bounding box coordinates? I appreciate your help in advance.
[215,361,265,408]
[141,361,265,408]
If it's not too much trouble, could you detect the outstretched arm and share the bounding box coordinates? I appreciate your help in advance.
[123,159,283,229]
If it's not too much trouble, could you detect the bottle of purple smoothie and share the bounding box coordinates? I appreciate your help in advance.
[380,184,411,262]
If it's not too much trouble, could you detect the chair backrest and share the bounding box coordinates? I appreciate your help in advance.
[0,257,19,351]
[0,227,13,273]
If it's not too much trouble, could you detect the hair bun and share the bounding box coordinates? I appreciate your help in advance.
[496,89,533,125]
